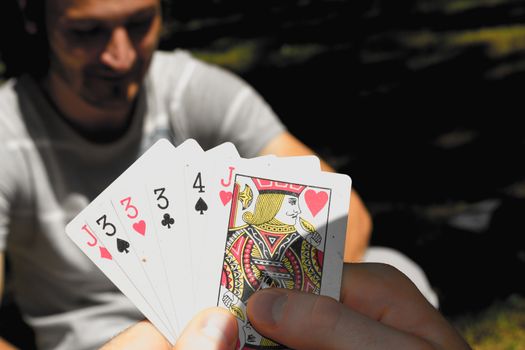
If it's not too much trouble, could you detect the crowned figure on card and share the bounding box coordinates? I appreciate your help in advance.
[219,175,330,349]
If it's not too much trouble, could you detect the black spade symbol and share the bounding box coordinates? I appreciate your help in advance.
[117,238,130,254]
[195,197,208,215]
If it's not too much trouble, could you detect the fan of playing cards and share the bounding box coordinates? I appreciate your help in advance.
[66,139,352,348]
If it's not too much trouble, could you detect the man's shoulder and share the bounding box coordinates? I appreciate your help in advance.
[0,78,18,108]
[148,49,240,89]
[0,79,28,185]
[148,49,197,79]
[0,77,26,138]
[152,49,195,64]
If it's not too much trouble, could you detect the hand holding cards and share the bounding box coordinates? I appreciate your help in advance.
[66,139,352,349]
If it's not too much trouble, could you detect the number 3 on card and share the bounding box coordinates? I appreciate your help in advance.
[120,197,139,219]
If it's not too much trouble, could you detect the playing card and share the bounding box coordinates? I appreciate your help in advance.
[212,162,351,349]
[106,144,184,336]
[273,154,321,171]
[67,139,185,341]
[196,153,320,312]
[65,216,176,345]
[85,200,178,334]
[144,138,201,327]
[179,140,211,306]
[66,138,350,348]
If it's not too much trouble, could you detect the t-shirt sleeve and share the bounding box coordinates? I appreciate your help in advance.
[178,56,286,157]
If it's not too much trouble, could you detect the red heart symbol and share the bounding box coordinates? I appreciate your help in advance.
[305,190,328,217]
[220,191,233,206]
[99,247,112,260]
[133,220,146,236]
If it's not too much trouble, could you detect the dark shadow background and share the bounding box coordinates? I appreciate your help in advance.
[2,0,525,347]
[160,0,525,317]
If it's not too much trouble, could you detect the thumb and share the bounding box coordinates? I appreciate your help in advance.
[247,288,434,350]
[174,308,238,350]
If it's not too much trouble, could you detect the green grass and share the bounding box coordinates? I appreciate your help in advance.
[379,25,525,74]
[191,39,263,74]
[395,24,525,57]
[447,25,525,58]
[456,295,525,350]
[192,38,331,73]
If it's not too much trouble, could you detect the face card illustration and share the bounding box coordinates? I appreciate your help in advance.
[65,218,176,344]
[216,170,351,350]
[203,153,319,308]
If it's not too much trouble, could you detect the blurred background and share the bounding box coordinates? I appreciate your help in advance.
[2,0,525,348]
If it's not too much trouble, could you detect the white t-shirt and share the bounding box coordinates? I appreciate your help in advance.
[0,49,285,350]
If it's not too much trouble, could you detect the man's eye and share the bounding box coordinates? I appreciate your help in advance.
[127,17,153,34]
[69,26,104,38]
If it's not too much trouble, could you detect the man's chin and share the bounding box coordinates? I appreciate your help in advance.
[94,97,134,109]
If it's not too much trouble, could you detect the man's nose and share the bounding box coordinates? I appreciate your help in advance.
[100,26,137,73]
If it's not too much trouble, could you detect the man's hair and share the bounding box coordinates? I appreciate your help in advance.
[1,0,171,79]
[243,193,285,226]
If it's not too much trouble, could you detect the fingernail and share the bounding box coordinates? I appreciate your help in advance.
[201,312,236,345]
[252,289,287,326]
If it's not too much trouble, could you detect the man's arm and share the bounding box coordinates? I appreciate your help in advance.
[259,132,372,262]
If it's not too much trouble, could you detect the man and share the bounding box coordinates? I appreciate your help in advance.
[0,0,371,348]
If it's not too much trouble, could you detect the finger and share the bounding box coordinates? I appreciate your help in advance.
[247,288,435,350]
[174,308,238,350]
[340,263,470,350]
[341,263,435,321]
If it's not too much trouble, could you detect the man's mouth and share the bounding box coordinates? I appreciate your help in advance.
[88,67,139,82]
[92,74,131,82]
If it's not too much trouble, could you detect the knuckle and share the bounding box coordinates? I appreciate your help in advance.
[374,262,400,277]
[373,263,412,290]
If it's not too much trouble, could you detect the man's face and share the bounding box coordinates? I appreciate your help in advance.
[275,195,301,226]
[45,0,162,109]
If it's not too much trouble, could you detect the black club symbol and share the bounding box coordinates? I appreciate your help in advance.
[161,213,174,229]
